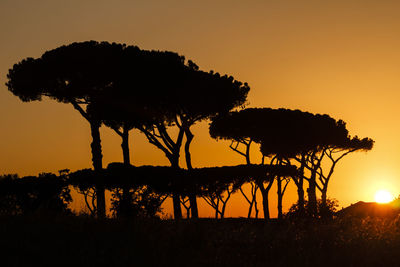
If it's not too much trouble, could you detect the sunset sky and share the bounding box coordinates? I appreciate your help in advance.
[1,0,400,217]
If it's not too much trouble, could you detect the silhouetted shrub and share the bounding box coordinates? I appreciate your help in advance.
[110,185,165,218]
[0,173,72,216]
[285,198,339,219]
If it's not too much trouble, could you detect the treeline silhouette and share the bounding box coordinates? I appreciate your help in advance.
[5,41,374,220]
[0,173,71,216]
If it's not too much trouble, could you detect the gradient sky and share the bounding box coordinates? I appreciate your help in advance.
[1,0,400,217]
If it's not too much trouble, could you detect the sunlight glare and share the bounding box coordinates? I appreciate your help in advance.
[374,190,394,203]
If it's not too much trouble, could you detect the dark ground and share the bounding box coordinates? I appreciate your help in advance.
[1,215,400,267]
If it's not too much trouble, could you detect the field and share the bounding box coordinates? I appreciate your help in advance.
[1,215,400,267]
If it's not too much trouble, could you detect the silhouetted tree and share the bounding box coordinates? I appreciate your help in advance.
[189,165,296,219]
[115,50,250,219]
[258,109,374,216]
[111,50,188,219]
[6,41,126,217]
[276,174,290,219]
[88,70,159,217]
[210,114,261,218]
[210,108,373,219]
[210,108,303,219]
[289,135,374,211]
[229,139,260,218]
[202,182,239,219]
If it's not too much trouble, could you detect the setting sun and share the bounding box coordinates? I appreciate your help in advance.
[374,190,394,203]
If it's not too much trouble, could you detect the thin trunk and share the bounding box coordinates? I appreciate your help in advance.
[220,188,232,219]
[252,184,259,218]
[308,151,325,217]
[246,139,253,218]
[172,195,182,219]
[320,188,331,218]
[215,198,220,219]
[170,156,182,220]
[220,203,226,219]
[321,189,327,207]
[120,126,130,217]
[184,127,198,219]
[90,121,103,171]
[258,179,274,221]
[70,101,105,218]
[276,159,284,220]
[307,169,318,216]
[297,159,305,214]
[261,188,270,220]
[254,197,259,218]
[298,185,305,213]
[90,121,105,218]
[239,183,255,218]
[140,123,184,220]
[277,177,283,220]
[188,196,198,218]
[121,126,130,165]
[245,140,251,165]
[247,196,254,218]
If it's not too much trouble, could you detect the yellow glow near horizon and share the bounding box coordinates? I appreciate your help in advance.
[374,190,394,203]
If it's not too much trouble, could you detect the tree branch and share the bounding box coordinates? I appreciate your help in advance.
[70,99,90,122]
[139,126,173,157]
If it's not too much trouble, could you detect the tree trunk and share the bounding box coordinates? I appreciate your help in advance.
[140,123,184,220]
[221,202,226,219]
[90,121,105,218]
[277,178,283,220]
[257,180,272,220]
[297,185,305,213]
[170,157,182,220]
[215,199,219,219]
[120,126,130,217]
[90,121,103,171]
[253,182,259,218]
[307,170,318,217]
[247,198,254,218]
[321,188,327,207]
[172,195,182,219]
[188,195,198,218]
[244,141,254,218]
[261,188,270,220]
[184,128,198,219]
[255,200,259,218]
[121,126,130,165]
[296,160,305,214]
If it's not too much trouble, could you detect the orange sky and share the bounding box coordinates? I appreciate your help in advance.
[1,0,400,218]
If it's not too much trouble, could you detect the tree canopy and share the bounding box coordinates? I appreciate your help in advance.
[68,163,298,197]
[210,107,374,217]
[7,41,126,104]
[6,41,128,217]
[210,108,360,157]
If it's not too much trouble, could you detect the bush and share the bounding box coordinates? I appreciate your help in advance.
[285,198,339,219]
[110,185,165,218]
[0,173,72,216]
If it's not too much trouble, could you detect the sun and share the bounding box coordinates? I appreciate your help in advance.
[374,190,394,203]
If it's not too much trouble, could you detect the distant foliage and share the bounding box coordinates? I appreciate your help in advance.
[285,198,339,219]
[110,185,165,218]
[0,173,72,216]
[68,163,297,197]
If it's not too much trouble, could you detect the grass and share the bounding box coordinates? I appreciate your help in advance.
[1,215,400,266]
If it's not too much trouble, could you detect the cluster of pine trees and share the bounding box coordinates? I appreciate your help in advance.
[4,41,373,220]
